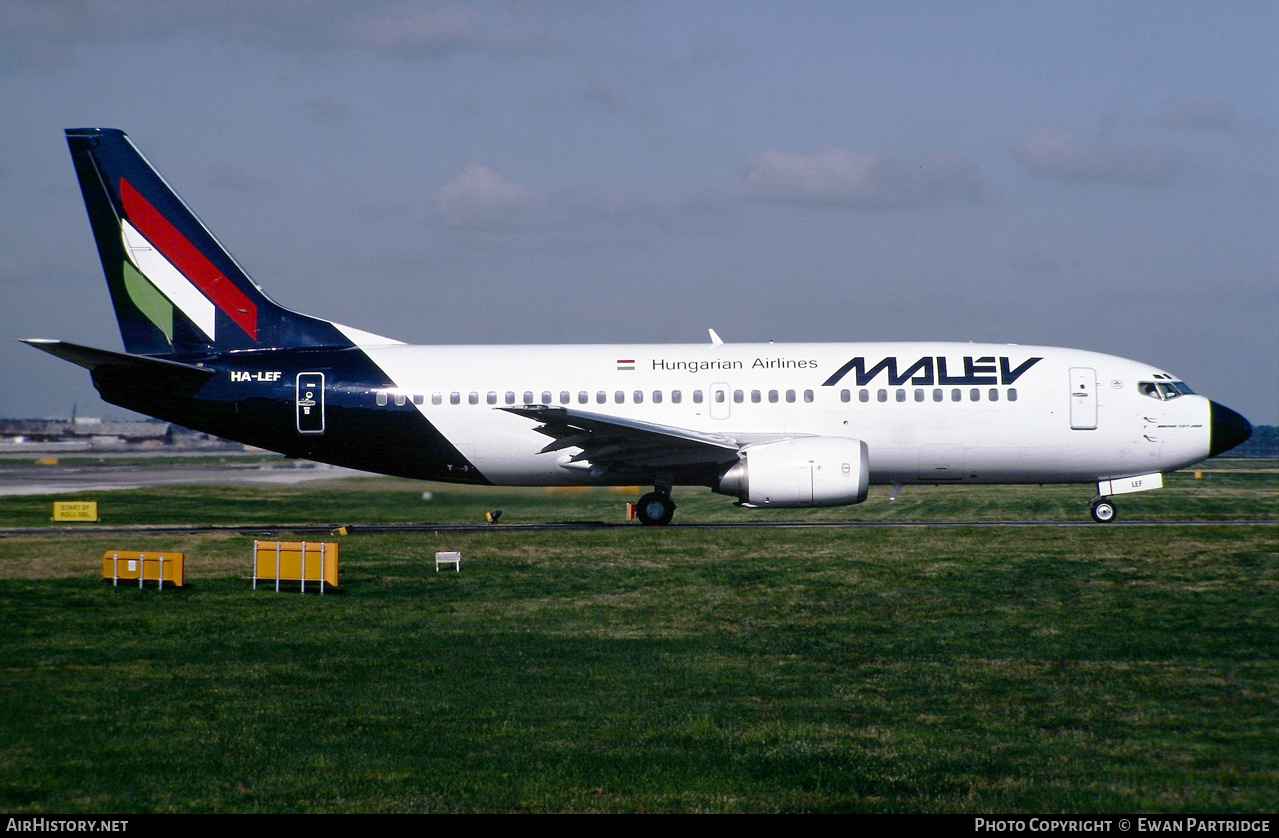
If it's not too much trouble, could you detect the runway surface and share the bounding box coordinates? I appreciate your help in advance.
[0,460,377,496]
[2,455,1272,535]
[2,519,1273,538]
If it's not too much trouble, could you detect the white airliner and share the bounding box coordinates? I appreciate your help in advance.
[25,129,1252,525]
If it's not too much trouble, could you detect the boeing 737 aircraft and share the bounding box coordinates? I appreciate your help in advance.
[25,128,1252,524]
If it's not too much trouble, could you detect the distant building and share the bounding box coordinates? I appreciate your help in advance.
[0,417,253,451]
[0,418,169,445]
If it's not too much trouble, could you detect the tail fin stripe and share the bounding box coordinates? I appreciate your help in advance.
[121,260,175,341]
[67,127,355,354]
[121,219,217,340]
[120,177,259,340]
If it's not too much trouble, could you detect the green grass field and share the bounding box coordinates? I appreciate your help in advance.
[0,461,1275,812]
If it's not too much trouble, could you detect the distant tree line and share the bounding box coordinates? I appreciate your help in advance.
[1229,425,1278,458]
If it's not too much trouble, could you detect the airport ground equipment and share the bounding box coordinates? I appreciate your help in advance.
[253,540,339,593]
[435,551,462,572]
[103,550,184,588]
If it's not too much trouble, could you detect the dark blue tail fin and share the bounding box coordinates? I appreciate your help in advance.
[66,128,351,356]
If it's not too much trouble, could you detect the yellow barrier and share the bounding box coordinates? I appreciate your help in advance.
[253,541,339,592]
[102,551,184,588]
[54,501,99,522]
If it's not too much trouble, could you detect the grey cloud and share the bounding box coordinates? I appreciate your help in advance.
[0,0,556,69]
[345,2,555,56]
[1012,128,1185,186]
[583,72,626,111]
[434,163,550,232]
[203,166,266,194]
[302,97,351,124]
[737,146,982,209]
[1159,96,1237,131]
[432,163,713,250]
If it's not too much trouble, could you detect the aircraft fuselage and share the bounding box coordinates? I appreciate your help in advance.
[95,340,1218,489]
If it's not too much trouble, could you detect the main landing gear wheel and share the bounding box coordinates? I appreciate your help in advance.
[636,491,676,526]
[1090,500,1117,523]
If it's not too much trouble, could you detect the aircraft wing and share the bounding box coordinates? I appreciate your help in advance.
[501,405,742,470]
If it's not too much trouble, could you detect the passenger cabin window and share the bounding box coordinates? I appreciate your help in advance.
[1008,388,1018,402]
[395,393,406,406]
[505,391,516,405]
[597,391,607,404]
[751,390,761,403]
[786,390,796,403]
[450,392,460,405]
[579,391,589,404]
[804,390,814,403]
[859,390,870,403]
[376,391,388,406]
[691,390,701,404]
[652,391,662,404]
[839,389,850,403]
[633,390,643,404]
[734,390,744,403]
[469,392,479,405]
[771,390,780,403]
[673,390,683,404]
[487,392,497,405]
[560,391,570,404]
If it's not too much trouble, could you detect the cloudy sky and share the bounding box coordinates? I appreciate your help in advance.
[1,0,1275,425]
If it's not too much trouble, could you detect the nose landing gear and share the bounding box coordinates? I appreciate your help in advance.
[1090,498,1116,523]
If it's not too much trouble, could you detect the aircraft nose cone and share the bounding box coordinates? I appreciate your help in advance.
[1209,401,1252,457]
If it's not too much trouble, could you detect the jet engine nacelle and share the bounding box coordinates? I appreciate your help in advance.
[715,437,870,508]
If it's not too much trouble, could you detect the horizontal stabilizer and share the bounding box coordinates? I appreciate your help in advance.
[22,339,214,377]
[23,339,216,405]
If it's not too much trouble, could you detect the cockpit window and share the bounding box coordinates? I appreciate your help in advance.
[1139,381,1193,400]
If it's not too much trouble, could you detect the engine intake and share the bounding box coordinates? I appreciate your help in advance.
[715,437,870,507]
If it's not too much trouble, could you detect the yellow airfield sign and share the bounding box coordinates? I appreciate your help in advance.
[52,501,99,522]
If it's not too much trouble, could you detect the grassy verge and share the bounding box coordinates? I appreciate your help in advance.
[1,518,1276,812]
[1,458,1274,529]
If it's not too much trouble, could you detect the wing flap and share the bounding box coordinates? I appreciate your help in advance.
[502,405,742,473]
